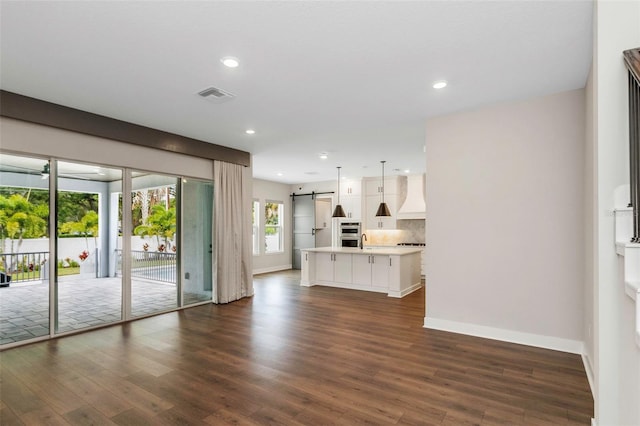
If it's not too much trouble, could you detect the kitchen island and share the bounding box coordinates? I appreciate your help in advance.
[300,246,422,298]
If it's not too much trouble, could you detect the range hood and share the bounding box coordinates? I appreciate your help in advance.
[397,174,426,219]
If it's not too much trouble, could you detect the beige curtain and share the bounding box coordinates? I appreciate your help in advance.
[213,160,253,303]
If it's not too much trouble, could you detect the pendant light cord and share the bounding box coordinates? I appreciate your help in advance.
[381,160,385,203]
[337,166,341,203]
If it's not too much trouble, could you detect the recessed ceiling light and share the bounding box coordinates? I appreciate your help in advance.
[277,172,283,177]
[221,56,239,68]
[433,80,447,89]
[245,129,255,135]
[404,169,410,173]
[319,153,328,160]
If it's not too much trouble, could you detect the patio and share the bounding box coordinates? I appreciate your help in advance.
[0,275,211,345]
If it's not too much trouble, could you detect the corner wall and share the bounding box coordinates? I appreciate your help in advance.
[592,1,640,424]
[583,65,596,390]
[424,89,586,352]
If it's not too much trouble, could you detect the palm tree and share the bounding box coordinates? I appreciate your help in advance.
[0,193,48,253]
[133,204,176,251]
[60,210,99,251]
[0,193,48,272]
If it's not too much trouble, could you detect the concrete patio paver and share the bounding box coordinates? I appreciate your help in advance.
[0,274,211,345]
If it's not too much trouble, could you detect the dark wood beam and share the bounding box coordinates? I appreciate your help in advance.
[0,90,250,167]
[623,48,640,85]
[624,49,640,243]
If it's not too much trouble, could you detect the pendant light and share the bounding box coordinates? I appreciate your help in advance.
[332,166,346,218]
[375,161,391,217]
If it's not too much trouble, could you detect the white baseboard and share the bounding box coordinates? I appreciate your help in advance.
[388,282,422,298]
[582,352,595,399]
[423,317,584,354]
[253,264,292,275]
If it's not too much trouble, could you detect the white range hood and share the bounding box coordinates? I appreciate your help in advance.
[397,174,426,219]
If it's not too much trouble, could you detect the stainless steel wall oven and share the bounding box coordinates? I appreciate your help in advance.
[340,222,361,247]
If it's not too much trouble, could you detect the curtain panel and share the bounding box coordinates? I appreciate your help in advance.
[213,161,253,303]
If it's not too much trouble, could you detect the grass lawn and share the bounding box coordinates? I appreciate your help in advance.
[5,267,80,281]
[58,267,80,276]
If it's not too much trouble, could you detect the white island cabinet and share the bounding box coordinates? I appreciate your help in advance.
[315,252,352,284]
[352,254,389,289]
[300,247,422,298]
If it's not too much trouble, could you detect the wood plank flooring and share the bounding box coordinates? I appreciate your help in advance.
[0,270,593,425]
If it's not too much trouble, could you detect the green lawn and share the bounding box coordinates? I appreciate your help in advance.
[4,267,80,281]
[58,267,80,276]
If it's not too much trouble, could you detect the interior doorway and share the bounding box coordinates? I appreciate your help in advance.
[291,193,334,269]
[314,197,332,247]
[292,194,314,270]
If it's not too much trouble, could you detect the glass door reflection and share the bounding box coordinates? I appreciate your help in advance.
[181,179,213,305]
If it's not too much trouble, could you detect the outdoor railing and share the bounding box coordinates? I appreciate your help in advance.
[115,249,177,284]
[0,251,49,284]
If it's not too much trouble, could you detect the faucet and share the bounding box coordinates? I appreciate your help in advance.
[360,233,367,249]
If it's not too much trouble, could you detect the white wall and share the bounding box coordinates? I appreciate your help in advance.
[592,1,640,424]
[16,237,97,265]
[583,65,595,387]
[290,180,336,195]
[424,89,586,353]
[253,178,293,274]
[0,117,213,180]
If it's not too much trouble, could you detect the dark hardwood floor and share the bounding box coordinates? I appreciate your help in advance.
[0,270,593,425]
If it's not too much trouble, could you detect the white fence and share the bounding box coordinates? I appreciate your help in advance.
[3,236,173,264]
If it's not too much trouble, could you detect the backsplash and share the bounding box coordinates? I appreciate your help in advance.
[397,219,426,243]
[363,219,425,246]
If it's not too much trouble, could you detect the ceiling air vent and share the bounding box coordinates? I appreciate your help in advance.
[197,86,235,103]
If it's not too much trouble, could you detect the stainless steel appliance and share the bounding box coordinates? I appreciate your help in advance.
[340,222,361,248]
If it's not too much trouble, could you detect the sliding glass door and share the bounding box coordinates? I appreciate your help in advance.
[55,161,122,333]
[130,172,179,317]
[0,154,50,345]
[1,156,215,347]
[181,179,213,305]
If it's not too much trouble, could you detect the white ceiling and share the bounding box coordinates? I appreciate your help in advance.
[0,1,592,184]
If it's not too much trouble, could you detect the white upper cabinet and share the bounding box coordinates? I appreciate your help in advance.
[340,196,361,221]
[364,177,398,196]
[365,194,398,230]
[340,179,361,196]
[363,176,399,230]
[337,178,362,221]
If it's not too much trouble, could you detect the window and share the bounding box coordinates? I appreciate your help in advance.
[265,201,283,253]
[252,200,260,255]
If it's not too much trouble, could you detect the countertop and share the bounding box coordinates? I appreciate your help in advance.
[301,246,423,255]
